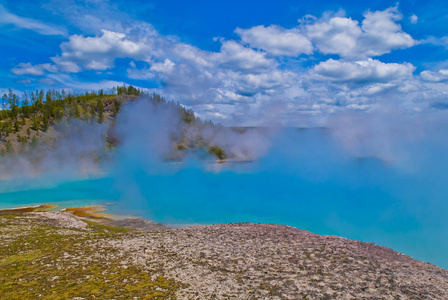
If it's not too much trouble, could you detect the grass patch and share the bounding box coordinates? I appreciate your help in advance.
[84,220,133,233]
[0,213,181,299]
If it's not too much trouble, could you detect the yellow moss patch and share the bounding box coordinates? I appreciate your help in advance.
[0,213,180,299]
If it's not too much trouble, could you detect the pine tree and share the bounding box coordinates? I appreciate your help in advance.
[14,120,20,132]
[112,99,121,117]
[33,116,40,131]
[90,106,97,123]
[42,115,49,131]
[73,104,81,119]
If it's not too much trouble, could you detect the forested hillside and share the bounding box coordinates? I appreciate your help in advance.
[0,85,225,160]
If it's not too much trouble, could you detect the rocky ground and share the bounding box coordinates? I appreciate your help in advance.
[1,209,447,299]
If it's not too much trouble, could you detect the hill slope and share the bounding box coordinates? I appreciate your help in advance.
[0,88,228,162]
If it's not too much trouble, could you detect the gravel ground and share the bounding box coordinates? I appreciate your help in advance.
[1,211,447,299]
[105,223,448,299]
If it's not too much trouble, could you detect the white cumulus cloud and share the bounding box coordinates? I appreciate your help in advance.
[306,7,415,58]
[58,30,149,71]
[310,58,415,83]
[235,25,313,57]
[11,63,57,76]
[213,41,274,72]
[420,69,448,82]
[307,17,361,57]
[150,59,175,74]
[10,2,448,125]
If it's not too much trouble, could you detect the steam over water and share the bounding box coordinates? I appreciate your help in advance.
[1,100,448,269]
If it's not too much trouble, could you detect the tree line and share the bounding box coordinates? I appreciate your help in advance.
[0,84,226,160]
[0,85,196,140]
[0,87,119,141]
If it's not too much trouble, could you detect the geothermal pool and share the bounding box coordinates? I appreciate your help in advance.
[1,128,448,270]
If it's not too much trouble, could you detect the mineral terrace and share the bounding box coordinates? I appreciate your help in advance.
[1,209,447,299]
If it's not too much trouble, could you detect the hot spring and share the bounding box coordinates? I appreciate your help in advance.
[1,125,448,270]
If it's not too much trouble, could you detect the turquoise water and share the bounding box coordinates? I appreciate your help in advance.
[0,178,119,210]
[1,129,447,270]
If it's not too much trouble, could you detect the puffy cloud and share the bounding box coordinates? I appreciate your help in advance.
[410,14,418,24]
[310,58,415,83]
[150,62,219,105]
[235,25,312,56]
[306,7,415,58]
[224,70,296,95]
[364,83,397,95]
[150,59,175,74]
[307,17,361,57]
[229,7,415,61]
[11,63,57,76]
[213,41,274,72]
[50,58,81,73]
[11,29,154,76]
[358,7,415,56]
[173,44,213,67]
[0,5,66,36]
[9,2,448,125]
[420,69,448,82]
[58,30,149,71]
[236,7,415,60]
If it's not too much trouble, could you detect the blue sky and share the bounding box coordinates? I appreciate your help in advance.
[1,0,448,125]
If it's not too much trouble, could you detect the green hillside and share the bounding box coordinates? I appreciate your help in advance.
[0,86,225,160]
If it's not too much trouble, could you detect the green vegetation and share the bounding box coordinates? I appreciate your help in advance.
[0,85,195,137]
[83,220,133,233]
[0,85,141,154]
[209,145,227,161]
[0,87,124,141]
[0,213,181,299]
[116,85,141,96]
[0,85,227,161]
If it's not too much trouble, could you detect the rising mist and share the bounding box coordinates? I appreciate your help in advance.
[1,97,448,269]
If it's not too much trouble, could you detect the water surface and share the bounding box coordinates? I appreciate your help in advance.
[1,129,447,270]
